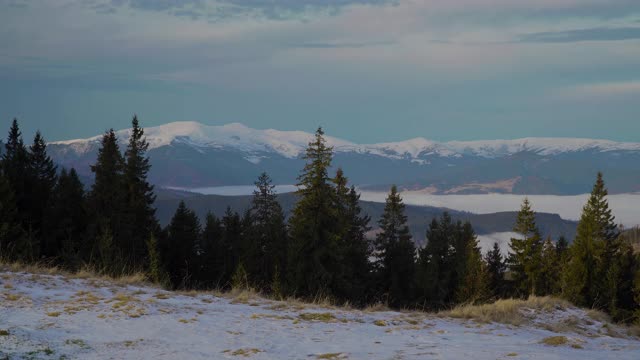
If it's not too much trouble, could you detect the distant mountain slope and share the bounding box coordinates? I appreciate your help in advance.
[48,121,640,195]
[155,189,577,245]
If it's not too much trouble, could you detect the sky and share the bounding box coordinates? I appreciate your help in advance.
[1,0,639,143]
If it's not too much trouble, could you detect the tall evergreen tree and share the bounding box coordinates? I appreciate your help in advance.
[538,237,561,296]
[564,173,620,309]
[122,116,158,268]
[88,129,125,269]
[455,227,488,304]
[2,119,35,260]
[485,242,506,299]
[45,168,87,268]
[375,185,415,308]
[162,201,201,289]
[287,127,340,297]
[220,207,243,289]
[0,172,26,260]
[245,172,288,292]
[417,213,457,308]
[29,131,58,258]
[507,198,542,297]
[198,212,223,288]
[332,169,372,304]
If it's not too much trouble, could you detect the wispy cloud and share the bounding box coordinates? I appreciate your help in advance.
[518,27,640,43]
[558,81,640,100]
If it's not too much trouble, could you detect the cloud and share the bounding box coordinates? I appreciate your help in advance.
[557,81,640,100]
[518,26,640,43]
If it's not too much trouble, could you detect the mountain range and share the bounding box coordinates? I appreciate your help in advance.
[48,121,640,195]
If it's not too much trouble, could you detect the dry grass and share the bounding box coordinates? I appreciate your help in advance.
[0,329,9,336]
[373,320,387,327]
[222,348,263,357]
[0,261,150,288]
[443,296,570,326]
[316,353,347,359]
[540,336,569,346]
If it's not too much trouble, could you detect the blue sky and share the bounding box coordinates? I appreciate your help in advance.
[1,0,639,143]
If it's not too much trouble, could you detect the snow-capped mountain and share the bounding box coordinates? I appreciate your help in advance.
[48,121,640,194]
[53,121,640,160]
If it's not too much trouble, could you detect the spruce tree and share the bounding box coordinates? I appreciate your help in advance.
[375,185,415,308]
[88,129,125,270]
[332,169,372,304]
[417,213,457,308]
[163,201,201,289]
[2,119,35,260]
[507,198,543,297]
[45,168,87,268]
[122,116,158,268]
[287,127,340,298]
[0,172,26,260]
[485,242,506,299]
[245,172,288,292]
[29,131,58,258]
[220,207,243,289]
[456,227,489,304]
[538,237,560,296]
[198,212,223,288]
[564,173,620,310]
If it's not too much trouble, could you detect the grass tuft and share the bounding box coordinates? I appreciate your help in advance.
[540,336,569,346]
[444,296,569,326]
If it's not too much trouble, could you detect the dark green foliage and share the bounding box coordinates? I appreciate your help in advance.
[287,127,341,298]
[244,172,288,292]
[564,173,620,309]
[45,168,87,269]
[197,212,223,288]
[2,119,35,260]
[87,129,126,271]
[507,198,543,297]
[456,228,489,304]
[122,116,159,268]
[220,207,243,289]
[375,185,415,308]
[146,232,163,284]
[537,237,561,296]
[162,201,201,289]
[485,242,506,299]
[417,214,486,308]
[332,169,372,305]
[29,131,57,258]
[0,172,26,260]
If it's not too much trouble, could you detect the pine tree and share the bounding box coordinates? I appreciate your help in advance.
[507,198,543,297]
[564,173,620,310]
[88,129,125,268]
[198,212,223,288]
[2,119,35,261]
[332,169,372,304]
[122,116,158,268]
[0,172,26,260]
[375,185,415,308]
[245,172,288,292]
[45,168,87,269]
[29,131,58,258]
[456,228,489,304]
[146,232,163,284]
[538,237,560,296]
[417,213,457,308]
[287,127,340,298]
[485,242,506,299]
[162,201,201,289]
[220,207,243,289]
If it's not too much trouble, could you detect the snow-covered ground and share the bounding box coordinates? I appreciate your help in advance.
[1,271,639,359]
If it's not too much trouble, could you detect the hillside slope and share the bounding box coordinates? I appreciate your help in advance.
[1,270,639,359]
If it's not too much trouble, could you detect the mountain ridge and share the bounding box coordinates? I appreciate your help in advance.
[51,121,640,160]
[47,121,640,195]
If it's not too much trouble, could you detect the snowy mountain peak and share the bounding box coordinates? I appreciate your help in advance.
[51,121,640,160]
